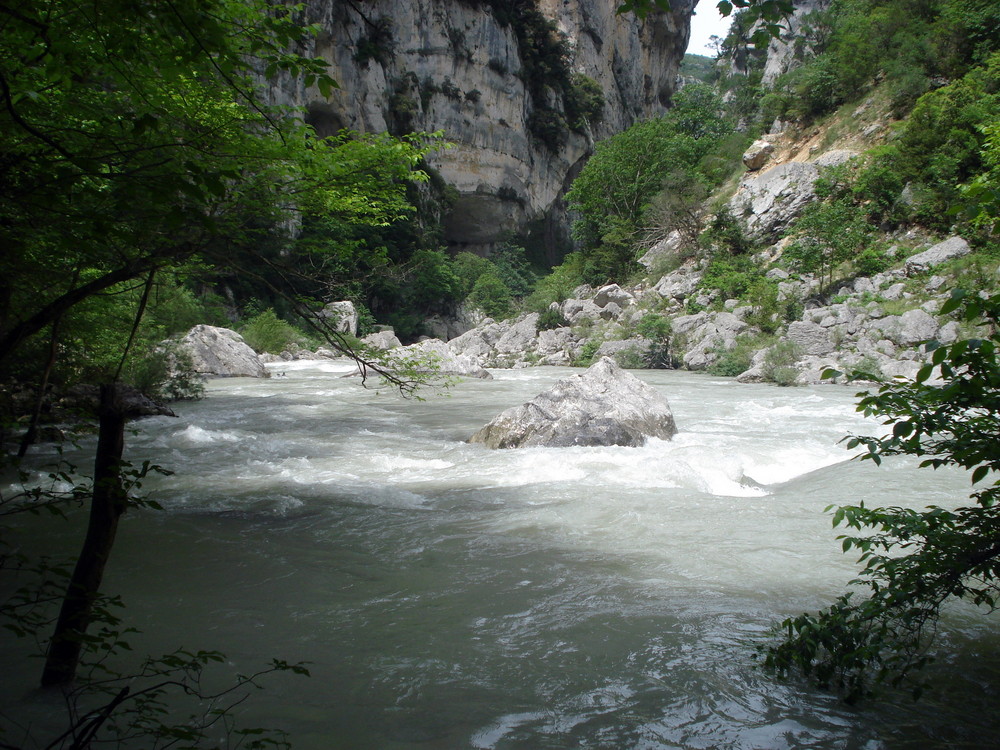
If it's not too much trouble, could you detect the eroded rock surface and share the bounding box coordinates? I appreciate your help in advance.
[175,325,269,378]
[469,357,676,448]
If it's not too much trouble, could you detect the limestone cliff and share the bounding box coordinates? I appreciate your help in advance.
[275,0,695,254]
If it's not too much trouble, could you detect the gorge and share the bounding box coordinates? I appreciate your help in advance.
[273,0,696,255]
[3,0,1000,746]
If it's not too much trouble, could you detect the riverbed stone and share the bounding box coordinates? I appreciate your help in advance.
[468,357,676,449]
[593,284,634,308]
[175,325,269,378]
[562,297,604,324]
[897,309,940,346]
[317,300,358,336]
[494,313,541,357]
[392,338,492,379]
[787,321,834,356]
[728,161,820,241]
[652,268,701,302]
[904,236,971,276]
[361,330,403,350]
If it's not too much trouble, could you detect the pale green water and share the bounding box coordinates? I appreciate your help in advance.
[4,363,999,748]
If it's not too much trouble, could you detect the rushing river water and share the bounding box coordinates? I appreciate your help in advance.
[4,362,1000,749]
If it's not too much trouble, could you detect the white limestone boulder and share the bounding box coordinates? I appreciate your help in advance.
[175,325,269,378]
[469,357,676,449]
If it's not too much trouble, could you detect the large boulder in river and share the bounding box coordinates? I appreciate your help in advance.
[392,338,492,379]
[468,357,676,449]
[175,325,269,378]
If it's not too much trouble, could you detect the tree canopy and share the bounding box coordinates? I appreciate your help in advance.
[0,0,435,373]
[565,84,732,283]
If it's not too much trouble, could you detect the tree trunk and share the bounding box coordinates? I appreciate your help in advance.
[41,383,129,687]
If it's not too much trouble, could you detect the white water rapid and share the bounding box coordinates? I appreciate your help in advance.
[4,363,999,748]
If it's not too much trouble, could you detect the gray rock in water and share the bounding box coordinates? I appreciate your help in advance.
[392,338,492,379]
[176,325,269,378]
[468,357,676,449]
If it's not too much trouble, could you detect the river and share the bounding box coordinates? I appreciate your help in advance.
[4,362,1000,749]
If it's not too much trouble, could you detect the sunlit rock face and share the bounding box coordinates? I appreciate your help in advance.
[469,357,677,448]
[270,0,694,255]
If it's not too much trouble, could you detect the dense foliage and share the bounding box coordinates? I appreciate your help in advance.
[0,0,443,395]
[722,0,1000,126]
[565,84,739,284]
[767,291,1000,701]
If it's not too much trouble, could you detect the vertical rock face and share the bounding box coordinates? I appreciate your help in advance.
[276,0,694,253]
[760,0,831,86]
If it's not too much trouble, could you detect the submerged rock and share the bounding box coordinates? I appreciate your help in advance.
[468,357,676,449]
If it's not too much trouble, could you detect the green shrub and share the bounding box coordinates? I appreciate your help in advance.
[701,208,754,257]
[707,343,754,377]
[489,244,535,298]
[853,245,893,276]
[762,340,802,386]
[524,253,586,312]
[354,17,394,66]
[635,313,671,341]
[573,339,601,367]
[744,278,783,333]
[240,308,304,354]
[468,271,514,320]
[699,253,762,302]
[537,307,570,331]
[407,248,461,313]
[565,74,604,130]
[784,198,874,288]
[614,348,649,369]
[528,108,568,152]
[452,251,493,297]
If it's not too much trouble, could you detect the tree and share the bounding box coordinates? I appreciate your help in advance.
[0,0,435,367]
[765,289,1000,702]
[468,271,515,320]
[565,84,730,282]
[784,199,873,289]
[1,0,439,695]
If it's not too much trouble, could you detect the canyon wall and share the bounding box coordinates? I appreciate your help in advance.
[275,0,695,255]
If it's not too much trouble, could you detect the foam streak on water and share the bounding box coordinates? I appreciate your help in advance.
[4,364,998,749]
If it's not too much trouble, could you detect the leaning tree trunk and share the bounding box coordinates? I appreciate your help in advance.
[41,383,128,687]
